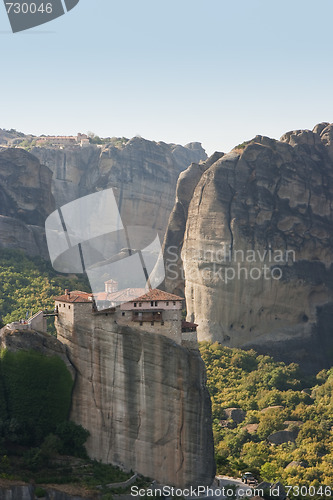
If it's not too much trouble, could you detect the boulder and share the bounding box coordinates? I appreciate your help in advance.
[267,429,298,445]
[223,407,246,424]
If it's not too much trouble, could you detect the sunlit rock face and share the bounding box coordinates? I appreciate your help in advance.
[166,124,333,372]
[56,312,215,488]
[32,138,207,240]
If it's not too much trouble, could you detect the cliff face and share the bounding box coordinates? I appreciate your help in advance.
[165,123,333,372]
[0,139,206,259]
[162,152,224,296]
[56,313,215,488]
[32,138,207,238]
[0,148,55,258]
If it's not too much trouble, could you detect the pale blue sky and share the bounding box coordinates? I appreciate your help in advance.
[1,0,332,154]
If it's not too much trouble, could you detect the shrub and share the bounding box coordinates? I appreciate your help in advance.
[55,421,90,457]
[35,487,47,498]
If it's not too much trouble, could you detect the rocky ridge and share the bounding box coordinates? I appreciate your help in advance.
[32,138,207,239]
[0,137,206,259]
[163,123,333,372]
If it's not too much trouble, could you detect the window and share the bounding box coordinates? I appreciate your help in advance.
[134,302,137,307]
[140,321,143,326]
[173,301,176,305]
[161,321,164,325]
[151,321,154,326]
[155,301,158,307]
[139,302,142,307]
[166,301,169,306]
[122,312,125,316]
[68,305,70,309]
[151,301,154,307]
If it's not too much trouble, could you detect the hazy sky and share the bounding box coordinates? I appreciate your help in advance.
[1,0,332,155]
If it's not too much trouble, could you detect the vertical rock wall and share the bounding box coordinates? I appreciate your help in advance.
[56,314,215,487]
[164,124,333,372]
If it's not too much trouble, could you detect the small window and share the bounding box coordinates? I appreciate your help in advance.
[155,301,158,307]
[140,321,143,326]
[173,301,176,306]
[122,312,125,316]
[161,321,164,326]
[134,302,137,307]
[139,302,142,307]
[151,301,154,307]
[151,321,154,326]
[166,301,169,306]
[68,305,70,309]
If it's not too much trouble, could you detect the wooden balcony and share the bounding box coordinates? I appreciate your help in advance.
[132,311,163,322]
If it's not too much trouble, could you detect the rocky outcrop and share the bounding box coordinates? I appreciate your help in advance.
[32,138,207,240]
[0,326,76,379]
[0,138,206,259]
[223,408,245,424]
[267,429,298,445]
[0,481,34,499]
[0,148,55,257]
[56,316,215,488]
[165,123,333,372]
[162,152,223,296]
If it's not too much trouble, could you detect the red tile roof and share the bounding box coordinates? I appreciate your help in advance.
[134,289,184,302]
[54,291,93,303]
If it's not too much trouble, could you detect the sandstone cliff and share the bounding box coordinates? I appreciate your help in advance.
[162,152,224,296]
[56,315,215,488]
[0,138,206,259]
[32,138,207,239]
[164,123,333,372]
[0,148,55,258]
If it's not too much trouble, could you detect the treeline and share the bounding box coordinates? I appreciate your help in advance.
[0,249,90,329]
[199,342,333,498]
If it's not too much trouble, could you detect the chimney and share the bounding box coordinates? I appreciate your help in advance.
[65,289,70,297]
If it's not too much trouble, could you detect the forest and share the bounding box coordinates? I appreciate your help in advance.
[199,342,333,497]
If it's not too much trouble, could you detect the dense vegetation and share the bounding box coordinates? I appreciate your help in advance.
[0,348,139,497]
[199,342,333,498]
[0,251,142,495]
[0,349,73,446]
[0,249,90,329]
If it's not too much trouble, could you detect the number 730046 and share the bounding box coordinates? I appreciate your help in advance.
[6,2,53,14]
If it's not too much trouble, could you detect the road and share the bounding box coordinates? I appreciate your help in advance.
[187,476,259,500]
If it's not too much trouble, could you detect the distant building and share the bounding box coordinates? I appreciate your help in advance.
[36,133,90,148]
[54,284,197,348]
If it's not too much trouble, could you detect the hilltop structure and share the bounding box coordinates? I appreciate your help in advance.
[54,284,197,348]
[52,284,213,488]
[35,133,90,147]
